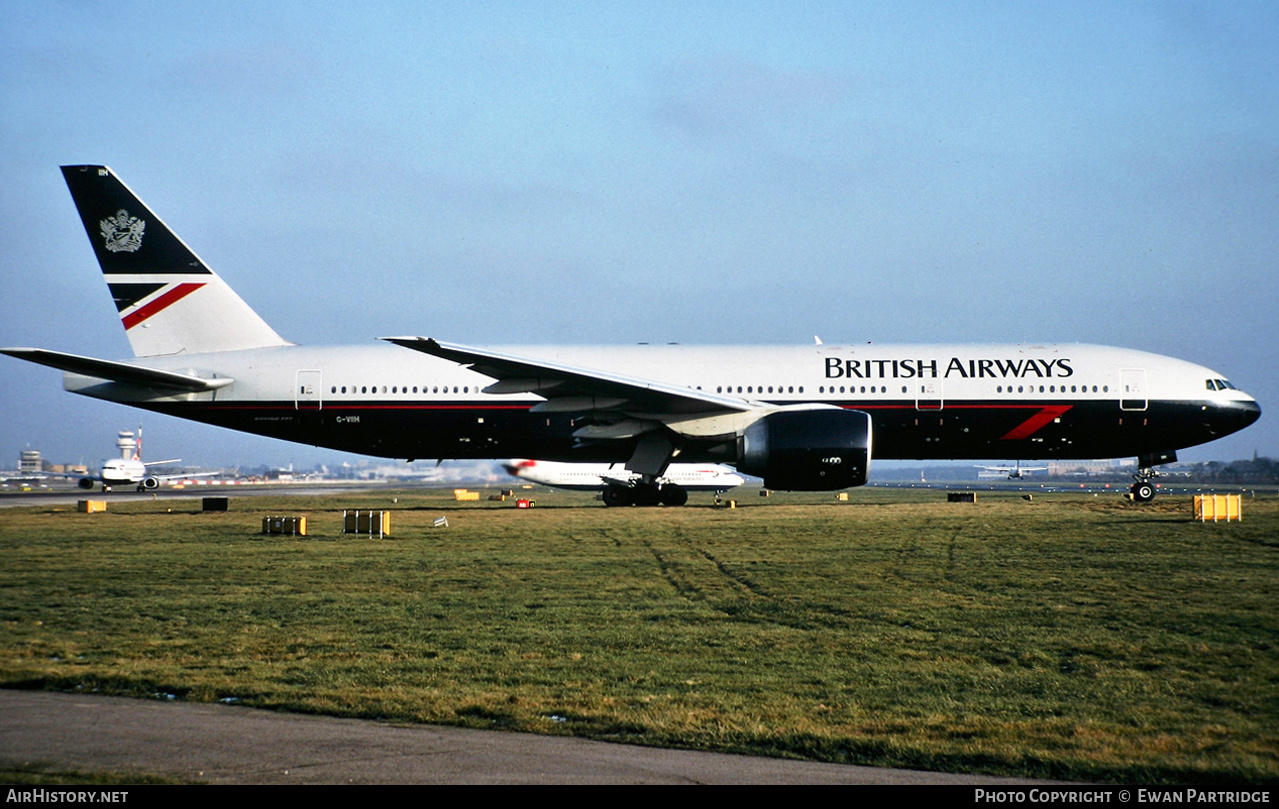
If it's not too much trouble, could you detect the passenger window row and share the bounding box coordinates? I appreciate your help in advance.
[328,385,473,395]
[716,385,805,395]
[997,384,1107,394]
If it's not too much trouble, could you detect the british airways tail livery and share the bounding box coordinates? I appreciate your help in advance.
[1,166,1262,503]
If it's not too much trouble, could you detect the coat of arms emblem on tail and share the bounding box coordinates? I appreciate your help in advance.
[100,209,145,253]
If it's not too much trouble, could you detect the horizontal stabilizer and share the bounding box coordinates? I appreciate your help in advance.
[0,348,234,392]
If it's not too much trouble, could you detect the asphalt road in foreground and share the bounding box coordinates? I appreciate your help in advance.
[1,690,1065,785]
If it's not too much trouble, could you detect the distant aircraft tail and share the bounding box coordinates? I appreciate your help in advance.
[60,165,290,357]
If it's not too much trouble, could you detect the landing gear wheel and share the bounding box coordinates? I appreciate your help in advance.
[603,486,632,507]
[1131,482,1156,503]
[658,485,688,507]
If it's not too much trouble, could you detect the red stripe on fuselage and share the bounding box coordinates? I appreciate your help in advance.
[1000,405,1072,440]
[121,283,205,330]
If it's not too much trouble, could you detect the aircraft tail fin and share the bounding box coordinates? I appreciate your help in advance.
[60,165,290,357]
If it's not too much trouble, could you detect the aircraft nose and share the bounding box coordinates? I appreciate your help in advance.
[1240,399,1262,426]
[1216,398,1261,433]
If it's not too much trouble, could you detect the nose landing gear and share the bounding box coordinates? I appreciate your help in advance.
[1130,451,1175,503]
[1130,478,1157,503]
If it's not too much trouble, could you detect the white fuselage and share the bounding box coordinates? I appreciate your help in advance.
[65,341,1253,410]
[60,340,1259,466]
[98,458,150,487]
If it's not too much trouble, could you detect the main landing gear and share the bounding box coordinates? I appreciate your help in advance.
[602,481,689,507]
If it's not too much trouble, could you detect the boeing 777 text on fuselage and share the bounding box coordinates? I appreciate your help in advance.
[1,167,1261,504]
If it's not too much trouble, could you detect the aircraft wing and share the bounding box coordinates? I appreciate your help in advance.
[14,470,79,482]
[0,348,234,392]
[150,471,219,481]
[977,465,1048,472]
[381,337,753,416]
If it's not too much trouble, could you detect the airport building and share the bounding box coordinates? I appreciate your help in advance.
[18,450,43,474]
[1047,459,1137,476]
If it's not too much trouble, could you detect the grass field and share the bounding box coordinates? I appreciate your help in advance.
[2,488,1276,783]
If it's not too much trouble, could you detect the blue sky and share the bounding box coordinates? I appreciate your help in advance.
[2,1,1275,469]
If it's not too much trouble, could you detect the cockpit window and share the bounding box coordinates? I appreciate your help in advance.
[1207,379,1237,391]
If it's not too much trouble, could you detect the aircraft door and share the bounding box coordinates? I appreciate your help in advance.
[296,369,323,411]
[915,380,944,411]
[1119,368,1147,411]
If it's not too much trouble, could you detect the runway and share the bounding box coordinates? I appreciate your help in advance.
[3,479,1271,511]
[0,482,383,509]
[1,690,1063,785]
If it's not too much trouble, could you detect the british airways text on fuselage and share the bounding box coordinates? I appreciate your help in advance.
[824,356,1074,380]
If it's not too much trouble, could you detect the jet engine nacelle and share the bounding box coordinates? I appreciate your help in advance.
[78,477,95,490]
[138,476,160,491]
[737,409,871,491]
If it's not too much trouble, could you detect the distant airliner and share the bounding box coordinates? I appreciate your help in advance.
[0,167,1262,503]
[502,459,744,505]
[46,427,188,492]
[977,462,1048,480]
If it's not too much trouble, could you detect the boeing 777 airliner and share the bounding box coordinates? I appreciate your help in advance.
[1,167,1261,503]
